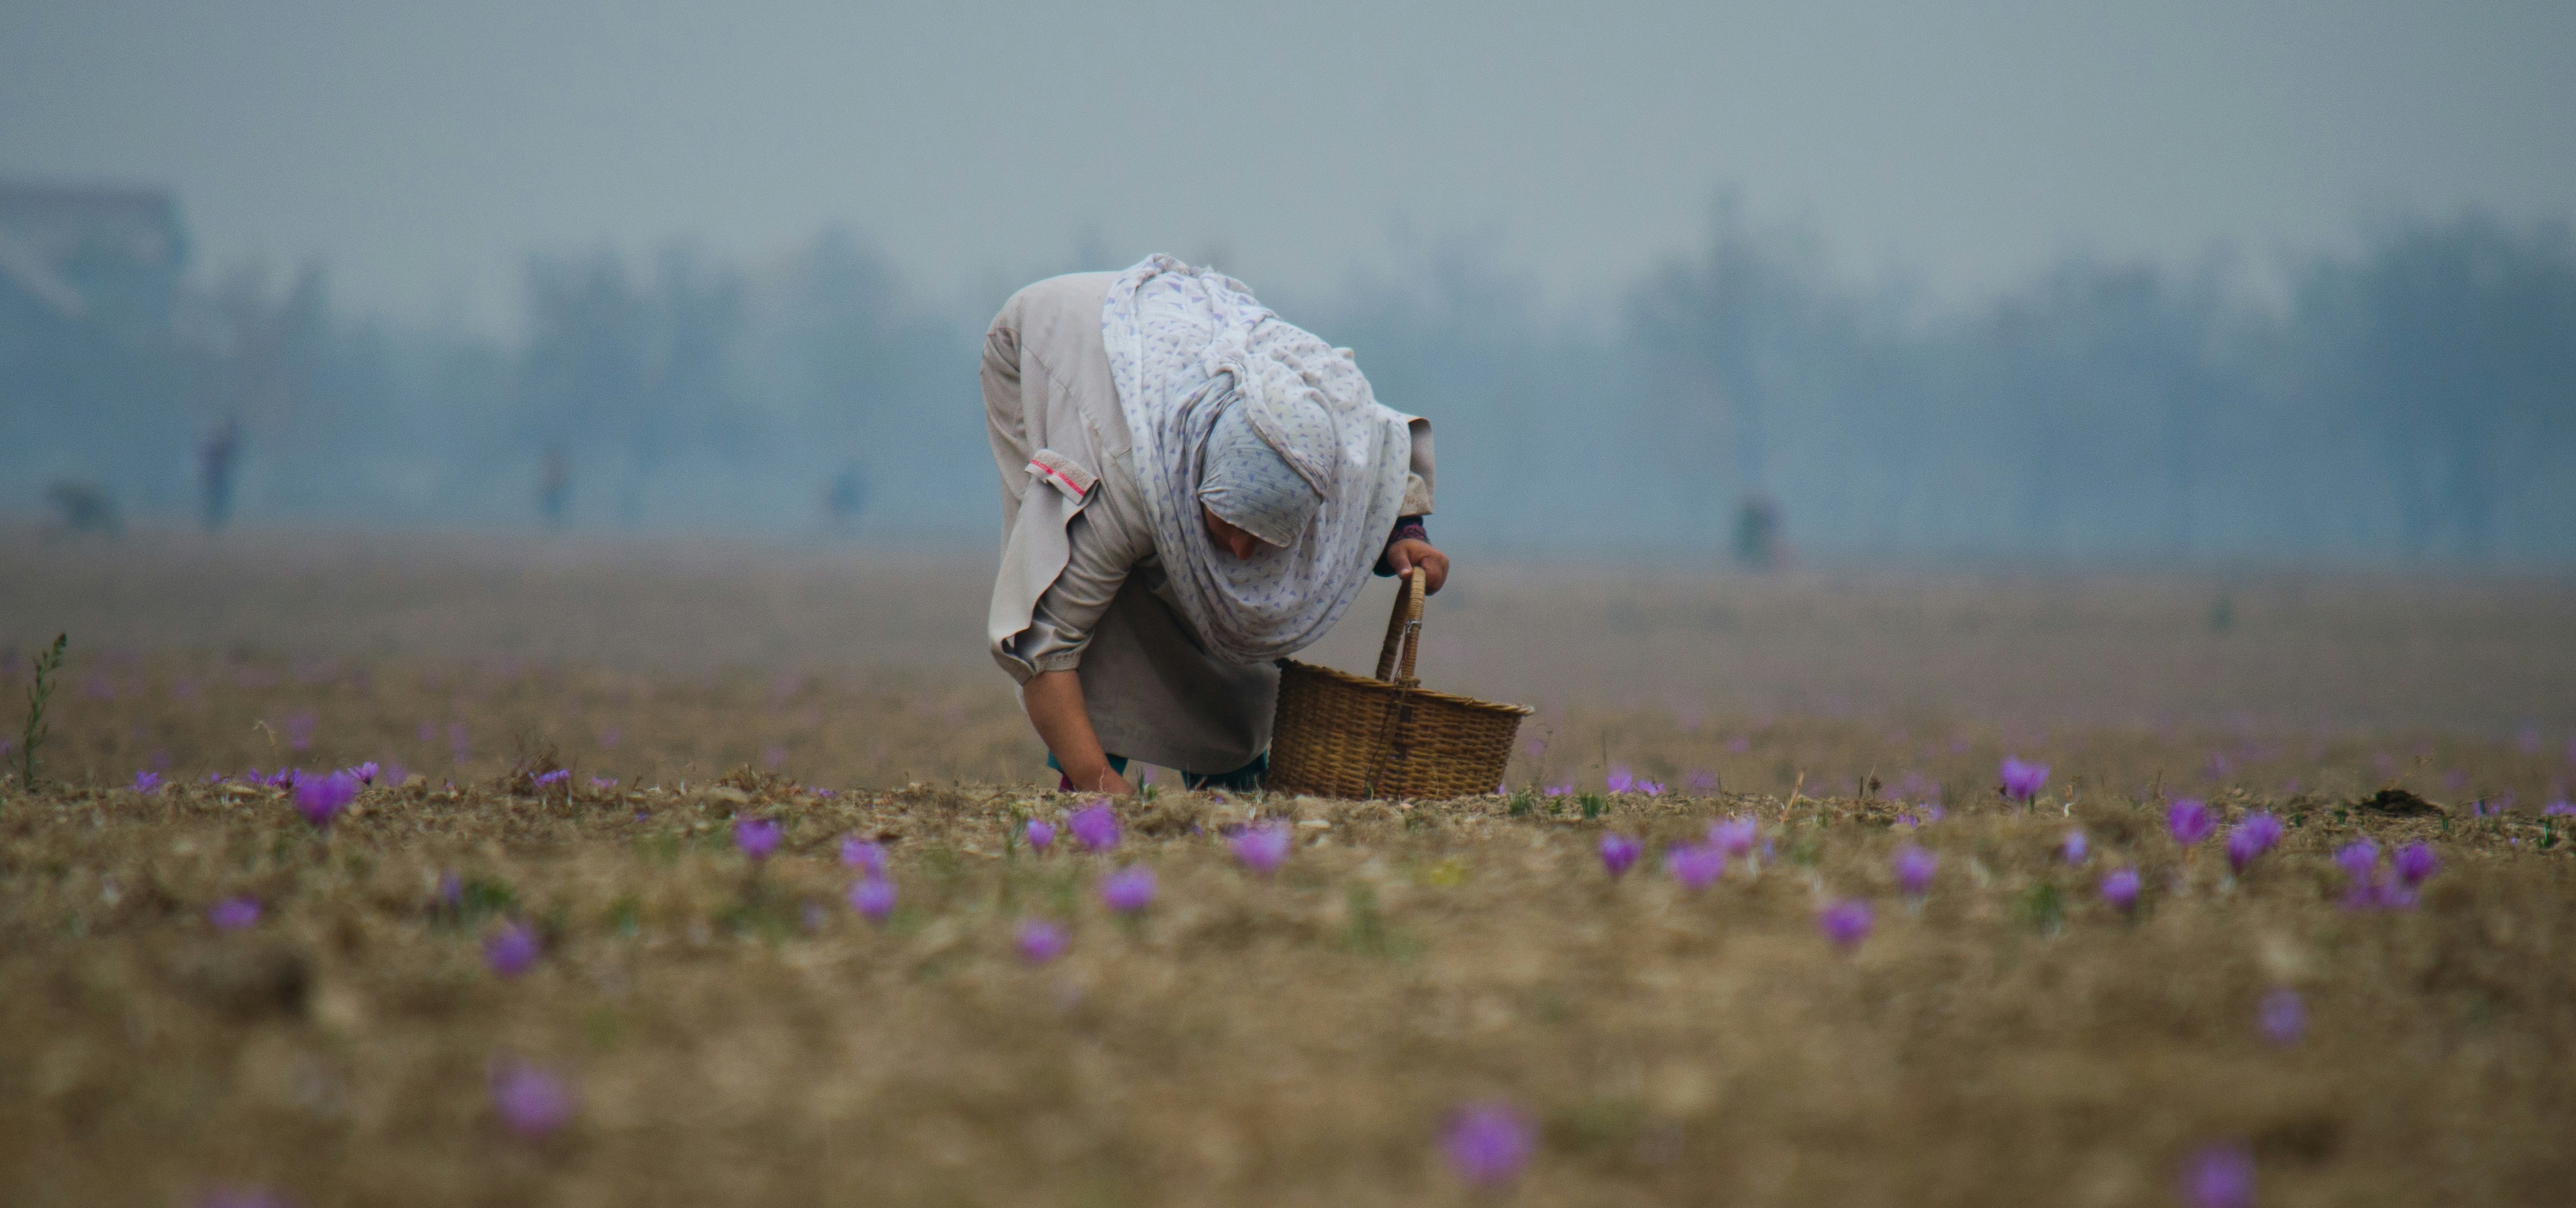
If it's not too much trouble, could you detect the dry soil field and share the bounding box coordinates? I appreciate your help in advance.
[2,527,2573,1207]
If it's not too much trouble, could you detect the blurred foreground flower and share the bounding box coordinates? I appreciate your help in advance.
[2226,812,2285,873]
[735,817,781,861]
[2100,868,2142,913]
[1819,900,1873,950]
[1069,802,1120,852]
[2060,830,2089,864]
[1665,843,1724,890]
[1597,832,1640,878]
[1441,1101,1534,1188]
[849,876,896,923]
[1231,822,1291,875]
[1024,819,1057,852]
[2393,842,2440,887]
[840,835,887,876]
[1707,816,1758,860]
[2257,987,2306,1046]
[1100,866,1157,913]
[2178,1143,2255,1208]
[1893,846,1937,898]
[2167,799,2215,846]
[1606,767,1635,793]
[208,896,262,932]
[489,1059,575,1140]
[1999,757,2049,802]
[484,922,542,977]
[293,771,358,829]
[1016,918,1069,964]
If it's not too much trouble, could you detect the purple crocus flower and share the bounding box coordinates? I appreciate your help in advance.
[1099,865,1157,913]
[484,922,542,978]
[1024,819,1057,852]
[840,835,887,876]
[2543,799,2575,817]
[587,776,616,790]
[2225,812,2285,874]
[1606,767,1636,794]
[1819,899,1873,950]
[437,870,464,911]
[131,770,162,793]
[849,875,896,923]
[1665,843,1725,890]
[1707,816,1758,860]
[1015,918,1069,964]
[293,771,359,829]
[734,817,781,861]
[1231,821,1293,875]
[1893,845,1937,897]
[1637,780,1666,796]
[2333,839,2380,883]
[489,1059,575,1139]
[1999,757,2049,802]
[1598,832,1641,878]
[2393,842,2440,887]
[2178,1143,2255,1208]
[2257,988,2306,1046]
[2060,829,2090,864]
[349,761,380,784]
[2100,867,2142,913]
[2167,798,2215,846]
[1441,1100,1534,1188]
[1068,802,1120,852]
[208,896,262,932]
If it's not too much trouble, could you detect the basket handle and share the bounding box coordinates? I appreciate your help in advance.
[1372,567,1427,685]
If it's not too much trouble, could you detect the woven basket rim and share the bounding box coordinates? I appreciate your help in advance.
[1277,658,1534,718]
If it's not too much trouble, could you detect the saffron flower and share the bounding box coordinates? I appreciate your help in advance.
[1665,843,1725,890]
[2225,811,2285,873]
[484,922,542,977]
[1707,816,1758,860]
[1819,899,1873,950]
[293,771,359,829]
[489,1059,575,1139]
[1999,757,2049,802]
[2543,799,2575,817]
[1015,918,1069,964]
[2100,867,2142,913]
[1024,819,1057,852]
[1068,802,1120,852]
[734,817,781,860]
[1099,865,1157,913]
[1893,845,1937,897]
[2177,1143,2255,1208]
[1606,767,1636,793]
[131,770,162,793]
[208,896,262,932]
[531,769,570,788]
[840,835,887,876]
[1597,832,1641,878]
[2393,842,2440,887]
[2333,839,2381,882]
[849,875,896,923]
[2167,798,2215,846]
[1441,1101,1534,1188]
[1637,779,1666,796]
[2257,988,2306,1046]
[587,776,616,790]
[2060,829,2090,864]
[349,761,380,784]
[1231,822,1293,874]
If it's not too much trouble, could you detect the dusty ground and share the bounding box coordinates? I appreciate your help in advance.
[2,527,2573,1206]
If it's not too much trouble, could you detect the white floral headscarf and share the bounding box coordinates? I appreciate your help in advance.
[1102,255,1411,664]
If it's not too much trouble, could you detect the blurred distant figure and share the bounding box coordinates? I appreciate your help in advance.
[539,446,571,526]
[45,480,120,536]
[825,463,868,533]
[1733,492,1783,570]
[197,417,240,531]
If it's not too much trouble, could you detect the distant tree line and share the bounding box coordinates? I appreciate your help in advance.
[3,205,2571,562]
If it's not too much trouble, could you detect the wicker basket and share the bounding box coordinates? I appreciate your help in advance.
[1266,569,1532,799]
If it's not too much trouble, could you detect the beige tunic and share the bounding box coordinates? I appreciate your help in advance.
[982,271,1433,773]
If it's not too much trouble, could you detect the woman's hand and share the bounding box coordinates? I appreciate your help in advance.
[1382,539,1449,594]
[1022,669,1133,796]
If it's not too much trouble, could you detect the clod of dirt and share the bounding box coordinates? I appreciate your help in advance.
[2353,788,2442,816]
[166,941,312,1019]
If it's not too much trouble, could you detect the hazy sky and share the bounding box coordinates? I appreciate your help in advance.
[6,1,2571,330]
